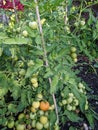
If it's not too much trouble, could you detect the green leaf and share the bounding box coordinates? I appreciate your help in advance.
[35,35,42,45]
[50,75,59,94]
[25,60,43,78]
[0,32,8,40]
[69,126,76,130]
[3,38,30,45]
[64,110,82,122]
[85,111,94,129]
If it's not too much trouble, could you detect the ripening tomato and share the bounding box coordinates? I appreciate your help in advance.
[40,101,50,111]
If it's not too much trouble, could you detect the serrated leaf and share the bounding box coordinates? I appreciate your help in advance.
[64,110,82,122]
[85,111,94,129]
[35,35,41,44]
[25,61,43,78]
[50,75,59,94]
[3,37,30,45]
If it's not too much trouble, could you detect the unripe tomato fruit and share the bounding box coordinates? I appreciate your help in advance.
[30,113,36,120]
[68,93,74,97]
[30,107,37,113]
[71,53,77,59]
[7,120,14,128]
[62,99,67,105]
[70,47,77,53]
[40,116,48,125]
[78,83,84,89]
[36,93,43,100]
[74,99,79,106]
[31,77,37,84]
[31,120,36,128]
[41,18,46,25]
[67,97,73,104]
[67,105,73,111]
[38,110,45,115]
[32,101,40,109]
[16,124,25,130]
[18,113,25,120]
[44,122,49,129]
[22,30,28,37]
[36,122,43,130]
[33,82,38,88]
[73,58,78,63]
[29,21,37,29]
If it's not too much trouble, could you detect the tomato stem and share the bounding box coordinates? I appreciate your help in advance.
[34,0,59,124]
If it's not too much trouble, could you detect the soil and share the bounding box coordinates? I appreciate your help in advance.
[62,57,98,130]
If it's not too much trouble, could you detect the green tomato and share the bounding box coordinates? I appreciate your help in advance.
[73,58,78,63]
[29,21,38,29]
[70,47,77,53]
[74,99,79,106]
[30,112,36,120]
[62,99,67,105]
[80,20,85,26]
[7,120,14,128]
[40,116,48,125]
[67,97,73,104]
[74,22,79,27]
[85,104,88,110]
[44,122,49,129]
[68,93,74,97]
[19,69,26,76]
[78,83,84,89]
[22,30,28,37]
[72,106,76,111]
[16,124,25,130]
[38,110,45,115]
[31,120,36,128]
[71,53,77,59]
[36,122,43,130]
[67,105,73,111]
[27,60,35,66]
[79,88,84,93]
[18,113,25,120]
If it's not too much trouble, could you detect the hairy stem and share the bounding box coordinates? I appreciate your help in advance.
[34,0,59,124]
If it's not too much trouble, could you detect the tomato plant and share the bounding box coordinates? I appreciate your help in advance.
[0,0,98,130]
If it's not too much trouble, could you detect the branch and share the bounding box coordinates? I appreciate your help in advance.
[34,0,59,124]
[12,0,18,22]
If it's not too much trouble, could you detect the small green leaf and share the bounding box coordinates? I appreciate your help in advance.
[50,75,59,94]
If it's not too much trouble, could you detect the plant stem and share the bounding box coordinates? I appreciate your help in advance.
[12,0,18,22]
[34,0,59,124]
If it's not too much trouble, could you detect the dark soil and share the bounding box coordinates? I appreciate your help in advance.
[62,58,98,130]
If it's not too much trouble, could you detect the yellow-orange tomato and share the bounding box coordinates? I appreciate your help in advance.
[39,101,50,111]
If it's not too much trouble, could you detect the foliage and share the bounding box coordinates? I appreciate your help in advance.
[0,0,98,130]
